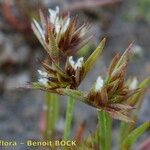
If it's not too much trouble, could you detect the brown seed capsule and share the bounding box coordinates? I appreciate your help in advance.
[108,53,121,76]
[100,87,108,106]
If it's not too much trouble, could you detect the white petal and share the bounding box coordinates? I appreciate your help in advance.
[75,57,84,69]
[55,6,60,14]
[38,70,48,77]
[69,56,84,70]
[49,6,59,24]
[38,78,48,86]
[69,56,75,69]
[129,77,138,90]
[95,76,104,92]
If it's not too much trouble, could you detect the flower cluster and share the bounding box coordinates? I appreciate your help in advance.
[61,45,144,122]
[31,6,105,92]
[86,45,140,122]
[31,6,90,63]
[33,38,105,91]
[31,7,145,122]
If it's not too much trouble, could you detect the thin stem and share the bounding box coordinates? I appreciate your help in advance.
[64,96,75,140]
[53,94,59,124]
[44,92,59,139]
[98,110,112,150]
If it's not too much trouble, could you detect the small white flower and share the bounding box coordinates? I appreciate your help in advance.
[49,6,60,33]
[38,78,48,86]
[129,77,138,90]
[69,56,75,69]
[95,76,104,92]
[48,6,59,24]
[75,57,84,70]
[48,6,70,34]
[69,56,84,70]
[37,70,48,86]
[38,70,48,77]
[54,17,70,34]
[32,6,70,40]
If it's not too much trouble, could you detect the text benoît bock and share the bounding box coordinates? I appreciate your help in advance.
[0,140,76,147]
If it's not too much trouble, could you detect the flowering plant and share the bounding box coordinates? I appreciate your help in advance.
[31,7,90,61]
[60,44,143,122]
[29,6,150,150]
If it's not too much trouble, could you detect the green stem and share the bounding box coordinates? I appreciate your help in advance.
[64,96,75,140]
[119,121,130,150]
[44,92,59,139]
[98,110,112,150]
[53,94,59,124]
[119,122,128,144]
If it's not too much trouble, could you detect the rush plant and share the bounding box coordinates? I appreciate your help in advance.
[29,6,150,150]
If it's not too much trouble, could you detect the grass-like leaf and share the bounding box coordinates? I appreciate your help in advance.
[83,38,106,78]
[122,121,150,149]
[119,77,150,145]
[128,77,150,106]
[139,77,150,88]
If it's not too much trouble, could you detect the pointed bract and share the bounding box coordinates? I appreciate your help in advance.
[83,38,106,78]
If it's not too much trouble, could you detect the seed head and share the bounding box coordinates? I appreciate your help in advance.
[62,46,141,122]
[31,38,105,92]
[31,6,90,58]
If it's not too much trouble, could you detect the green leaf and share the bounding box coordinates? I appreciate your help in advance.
[83,38,106,78]
[120,77,150,145]
[128,77,150,106]
[122,121,150,149]
[139,77,150,89]
[119,122,130,145]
